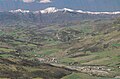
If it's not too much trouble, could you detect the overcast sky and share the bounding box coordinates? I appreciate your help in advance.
[0,0,120,11]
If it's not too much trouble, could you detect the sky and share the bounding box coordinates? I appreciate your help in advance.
[0,0,120,11]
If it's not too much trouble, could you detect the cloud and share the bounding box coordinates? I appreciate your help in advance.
[40,0,51,3]
[22,0,51,3]
[22,0,35,3]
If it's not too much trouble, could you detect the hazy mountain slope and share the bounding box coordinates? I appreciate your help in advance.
[0,8,120,26]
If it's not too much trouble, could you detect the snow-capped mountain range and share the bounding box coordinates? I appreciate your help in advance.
[9,7,120,15]
[0,7,120,26]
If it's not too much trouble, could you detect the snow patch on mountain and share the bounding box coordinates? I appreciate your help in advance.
[79,11,120,15]
[40,7,58,13]
[62,8,74,12]
[10,9,30,13]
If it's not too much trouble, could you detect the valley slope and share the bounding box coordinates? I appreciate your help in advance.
[0,9,120,79]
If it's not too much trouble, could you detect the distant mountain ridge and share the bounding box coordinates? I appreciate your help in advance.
[9,7,120,14]
[0,7,120,27]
